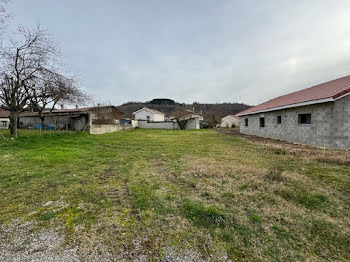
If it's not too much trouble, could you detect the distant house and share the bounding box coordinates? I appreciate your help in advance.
[133,107,201,130]
[0,110,10,129]
[133,107,165,122]
[237,75,350,150]
[183,109,204,122]
[170,109,203,129]
[220,115,239,128]
[19,106,123,131]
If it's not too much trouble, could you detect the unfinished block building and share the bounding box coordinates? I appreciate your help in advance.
[237,75,350,150]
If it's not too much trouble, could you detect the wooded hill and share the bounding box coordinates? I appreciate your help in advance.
[118,99,251,126]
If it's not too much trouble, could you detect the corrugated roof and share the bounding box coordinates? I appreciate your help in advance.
[20,107,90,117]
[20,106,120,117]
[238,75,350,116]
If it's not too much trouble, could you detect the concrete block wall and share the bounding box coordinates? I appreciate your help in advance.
[90,124,132,135]
[137,118,200,130]
[138,120,180,130]
[240,95,350,150]
[330,94,350,149]
[184,118,200,130]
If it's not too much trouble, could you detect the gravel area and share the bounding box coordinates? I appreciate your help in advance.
[0,221,224,261]
[0,221,79,262]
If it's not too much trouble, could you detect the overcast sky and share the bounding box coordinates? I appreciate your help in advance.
[7,0,350,106]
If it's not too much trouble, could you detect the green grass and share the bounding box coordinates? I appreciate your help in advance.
[181,199,227,228]
[0,128,350,261]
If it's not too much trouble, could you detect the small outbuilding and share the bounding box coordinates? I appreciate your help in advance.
[19,106,123,131]
[220,115,239,128]
[0,110,10,129]
[237,75,350,150]
[133,107,165,122]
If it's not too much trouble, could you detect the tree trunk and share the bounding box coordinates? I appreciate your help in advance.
[40,116,45,135]
[9,111,19,138]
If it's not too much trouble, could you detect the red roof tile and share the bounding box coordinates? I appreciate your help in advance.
[238,75,350,116]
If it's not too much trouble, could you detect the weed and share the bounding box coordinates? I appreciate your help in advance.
[250,213,262,223]
[40,212,56,221]
[200,191,212,198]
[221,192,235,199]
[315,157,350,166]
[239,184,248,190]
[265,168,286,182]
[181,199,227,228]
[272,148,288,155]
[277,189,328,210]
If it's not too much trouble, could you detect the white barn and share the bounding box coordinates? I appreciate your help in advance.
[133,107,165,122]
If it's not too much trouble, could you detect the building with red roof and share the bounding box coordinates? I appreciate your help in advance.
[237,75,350,149]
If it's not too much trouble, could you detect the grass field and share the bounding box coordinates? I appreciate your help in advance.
[0,129,350,261]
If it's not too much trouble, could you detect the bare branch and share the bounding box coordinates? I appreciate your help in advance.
[0,25,88,137]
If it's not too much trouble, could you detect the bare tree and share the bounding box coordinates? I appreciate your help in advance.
[90,103,120,125]
[172,108,190,129]
[0,25,63,137]
[0,0,10,32]
[29,72,87,132]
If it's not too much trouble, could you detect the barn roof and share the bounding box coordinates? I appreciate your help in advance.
[237,75,350,116]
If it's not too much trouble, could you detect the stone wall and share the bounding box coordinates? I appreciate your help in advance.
[239,95,350,150]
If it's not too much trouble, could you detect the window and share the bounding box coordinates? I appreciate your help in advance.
[245,118,248,127]
[277,115,282,124]
[260,117,265,128]
[146,116,150,120]
[298,113,311,124]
